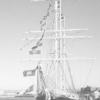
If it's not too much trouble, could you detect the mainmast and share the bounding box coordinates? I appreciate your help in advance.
[54,0,76,92]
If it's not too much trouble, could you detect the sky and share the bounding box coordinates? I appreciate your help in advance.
[0,0,100,91]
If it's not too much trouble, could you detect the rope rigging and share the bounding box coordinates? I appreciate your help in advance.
[20,0,53,51]
[31,0,53,52]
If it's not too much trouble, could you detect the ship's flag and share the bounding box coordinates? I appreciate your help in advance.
[23,69,36,77]
[29,42,42,55]
[29,49,41,55]
[31,42,42,50]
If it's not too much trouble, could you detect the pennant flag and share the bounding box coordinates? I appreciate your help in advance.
[29,49,41,55]
[32,43,42,50]
[38,42,43,47]
[23,69,35,77]
[36,42,43,47]
[31,45,38,50]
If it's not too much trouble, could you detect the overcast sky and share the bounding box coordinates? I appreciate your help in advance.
[0,0,100,90]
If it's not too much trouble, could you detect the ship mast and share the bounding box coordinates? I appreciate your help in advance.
[54,0,76,92]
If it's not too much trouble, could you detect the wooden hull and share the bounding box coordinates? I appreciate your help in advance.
[0,93,77,100]
[36,93,77,100]
[0,97,76,100]
[51,96,77,100]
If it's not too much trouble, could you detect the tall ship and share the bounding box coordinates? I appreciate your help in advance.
[19,0,83,100]
[0,0,94,100]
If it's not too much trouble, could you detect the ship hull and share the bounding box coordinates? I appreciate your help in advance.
[51,96,77,100]
[0,93,77,100]
[0,96,77,100]
[36,93,77,100]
